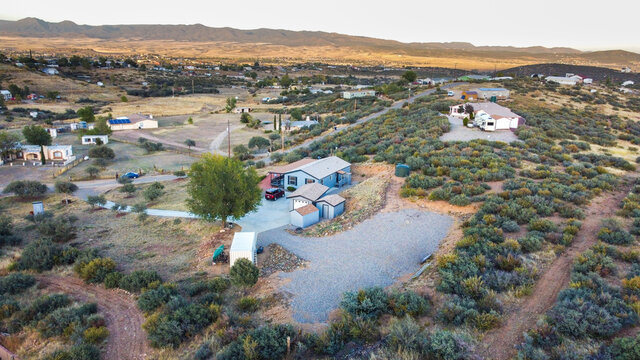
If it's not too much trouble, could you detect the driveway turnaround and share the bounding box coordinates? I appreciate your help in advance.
[258,209,453,323]
[439,115,519,143]
[236,197,290,233]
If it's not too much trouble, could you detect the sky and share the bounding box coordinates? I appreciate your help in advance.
[1,0,638,52]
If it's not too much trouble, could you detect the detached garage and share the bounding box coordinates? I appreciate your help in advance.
[230,232,257,267]
[290,204,320,228]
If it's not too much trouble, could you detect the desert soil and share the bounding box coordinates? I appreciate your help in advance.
[476,174,638,360]
[36,275,151,360]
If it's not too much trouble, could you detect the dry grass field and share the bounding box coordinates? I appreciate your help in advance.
[104,178,190,212]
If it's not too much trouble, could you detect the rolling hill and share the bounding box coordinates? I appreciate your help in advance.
[0,18,638,71]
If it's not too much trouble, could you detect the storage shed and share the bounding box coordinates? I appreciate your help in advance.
[395,164,410,177]
[290,204,320,228]
[229,232,257,267]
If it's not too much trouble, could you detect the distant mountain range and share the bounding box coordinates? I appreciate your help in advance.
[0,18,638,70]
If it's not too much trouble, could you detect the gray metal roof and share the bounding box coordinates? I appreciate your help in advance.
[287,183,329,201]
[293,156,351,180]
[316,194,346,206]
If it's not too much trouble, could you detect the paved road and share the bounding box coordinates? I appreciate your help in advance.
[258,209,453,323]
[261,83,466,164]
[54,175,199,218]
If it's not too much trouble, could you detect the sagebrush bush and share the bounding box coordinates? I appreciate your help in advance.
[237,296,259,312]
[118,270,162,293]
[138,284,177,313]
[388,291,430,317]
[83,326,109,344]
[229,259,259,287]
[340,287,388,319]
[0,273,35,295]
[78,257,116,283]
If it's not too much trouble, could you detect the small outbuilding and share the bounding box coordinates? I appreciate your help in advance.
[290,204,320,228]
[315,194,345,219]
[229,232,257,267]
[82,135,109,145]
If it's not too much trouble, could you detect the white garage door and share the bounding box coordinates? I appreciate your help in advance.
[293,199,308,209]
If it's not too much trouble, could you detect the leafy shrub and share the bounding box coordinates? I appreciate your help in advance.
[37,215,77,242]
[237,296,259,312]
[502,220,520,233]
[143,182,165,201]
[173,170,186,177]
[217,324,295,360]
[83,326,109,344]
[78,257,116,283]
[102,272,122,290]
[340,287,388,319]
[138,284,177,312]
[528,218,558,233]
[16,238,64,271]
[428,329,474,360]
[230,259,259,287]
[0,273,35,295]
[88,145,115,159]
[186,277,230,296]
[194,343,213,360]
[0,214,21,247]
[598,227,635,245]
[0,299,20,320]
[609,335,640,360]
[38,303,97,338]
[388,291,430,317]
[518,234,543,253]
[387,316,428,354]
[143,302,214,348]
[119,270,162,293]
[20,293,70,326]
[3,180,48,198]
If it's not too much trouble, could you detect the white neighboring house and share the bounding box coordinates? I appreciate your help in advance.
[0,90,11,101]
[545,76,580,85]
[449,102,524,131]
[342,90,376,99]
[43,145,75,164]
[97,81,104,87]
[622,81,635,87]
[583,78,593,84]
[233,107,252,114]
[82,135,109,145]
[45,128,57,138]
[229,232,257,267]
[42,67,59,75]
[107,114,158,131]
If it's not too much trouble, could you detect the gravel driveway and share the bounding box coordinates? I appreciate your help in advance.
[439,115,519,143]
[257,209,452,323]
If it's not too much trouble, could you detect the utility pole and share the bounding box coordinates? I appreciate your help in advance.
[227,118,231,158]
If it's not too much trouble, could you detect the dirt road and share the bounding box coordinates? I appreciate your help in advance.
[37,275,150,360]
[476,175,636,360]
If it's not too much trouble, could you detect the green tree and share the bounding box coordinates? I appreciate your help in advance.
[88,145,115,160]
[120,183,136,195]
[248,136,270,151]
[225,97,237,113]
[77,106,95,123]
[268,133,280,150]
[187,117,194,125]
[290,108,303,121]
[143,182,165,202]
[186,154,261,226]
[230,258,259,287]
[87,195,106,209]
[279,74,293,88]
[3,180,47,199]
[120,95,128,102]
[273,115,277,131]
[184,139,196,153]
[46,91,59,101]
[22,125,51,164]
[240,113,252,124]
[232,144,250,160]
[54,181,78,204]
[0,131,20,160]
[402,71,418,83]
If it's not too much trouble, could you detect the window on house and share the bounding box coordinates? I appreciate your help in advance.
[288,176,297,186]
[305,179,315,184]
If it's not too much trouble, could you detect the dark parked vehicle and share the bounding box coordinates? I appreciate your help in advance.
[265,188,285,200]
[257,246,264,254]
